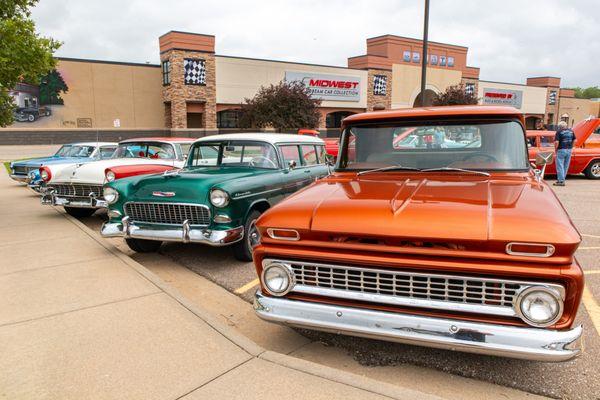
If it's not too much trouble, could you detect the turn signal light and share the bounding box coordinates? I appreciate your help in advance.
[506,242,555,257]
[267,228,300,241]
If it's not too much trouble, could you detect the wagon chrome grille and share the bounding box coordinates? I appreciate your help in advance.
[48,183,103,198]
[124,202,210,226]
[267,259,565,318]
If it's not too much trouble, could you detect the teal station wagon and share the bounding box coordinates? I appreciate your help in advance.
[101,133,329,260]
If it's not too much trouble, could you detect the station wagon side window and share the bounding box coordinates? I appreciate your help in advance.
[315,145,326,164]
[99,146,116,159]
[280,145,302,165]
[300,145,318,166]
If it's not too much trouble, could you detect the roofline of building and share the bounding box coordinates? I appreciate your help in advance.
[478,79,544,88]
[367,34,469,50]
[158,30,215,39]
[56,57,160,68]
[216,54,363,71]
[526,76,562,80]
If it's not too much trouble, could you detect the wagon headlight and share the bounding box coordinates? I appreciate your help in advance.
[515,286,563,327]
[105,170,116,182]
[210,189,229,208]
[261,262,294,296]
[103,187,119,204]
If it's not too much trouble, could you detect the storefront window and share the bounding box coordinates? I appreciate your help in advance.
[217,110,241,128]
[162,60,171,85]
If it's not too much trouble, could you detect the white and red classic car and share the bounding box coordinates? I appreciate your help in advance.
[40,137,193,217]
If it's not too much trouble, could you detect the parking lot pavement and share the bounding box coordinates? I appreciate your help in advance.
[80,176,600,400]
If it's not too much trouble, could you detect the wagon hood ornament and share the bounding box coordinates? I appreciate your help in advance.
[152,191,176,197]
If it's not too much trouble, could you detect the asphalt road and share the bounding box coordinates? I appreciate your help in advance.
[81,175,600,400]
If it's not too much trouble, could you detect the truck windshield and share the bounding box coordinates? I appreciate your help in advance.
[337,120,529,172]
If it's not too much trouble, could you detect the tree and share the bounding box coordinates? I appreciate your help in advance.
[572,86,600,99]
[0,0,61,126]
[39,69,68,105]
[239,80,321,131]
[432,83,478,106]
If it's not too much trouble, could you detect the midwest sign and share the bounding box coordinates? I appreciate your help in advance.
[482,88,523,109]
[285,71,361,102]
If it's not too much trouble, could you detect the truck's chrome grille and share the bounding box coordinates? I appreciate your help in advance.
[266,259,565,318]
[48,183,103,198]
[124,202,210,226]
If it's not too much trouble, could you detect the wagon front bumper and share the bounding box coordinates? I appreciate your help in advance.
[101,218,244,246]
[253,291,582,362]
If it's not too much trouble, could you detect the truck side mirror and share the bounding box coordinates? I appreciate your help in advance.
[288,160,297,170]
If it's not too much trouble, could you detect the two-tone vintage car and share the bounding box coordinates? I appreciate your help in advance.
[40,137,194,217]
[252,105,584,362]
[8,142,117,189]
[527,117,600,179]
[101,133,329,261]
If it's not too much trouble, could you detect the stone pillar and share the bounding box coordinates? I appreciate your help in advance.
[366,69,392,111]
[159,31,217,131]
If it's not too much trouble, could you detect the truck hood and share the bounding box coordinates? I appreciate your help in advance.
[49,158,180,184]
[260,175,580,245]
[116,167,274,203]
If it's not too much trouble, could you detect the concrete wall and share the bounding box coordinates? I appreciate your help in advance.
[4,59,165,130]
[477,81,547,115]
[215,56,368,110]
[391,63,462,108]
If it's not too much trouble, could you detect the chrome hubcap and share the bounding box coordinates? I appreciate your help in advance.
[248,219,260,248]
[592,163,600,177]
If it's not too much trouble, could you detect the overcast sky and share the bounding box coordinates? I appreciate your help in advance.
[31,0,598,88]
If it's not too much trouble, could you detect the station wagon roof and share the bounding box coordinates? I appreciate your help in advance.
[343,105,524,125]
[192,133,324,145]
[118,137,194,144]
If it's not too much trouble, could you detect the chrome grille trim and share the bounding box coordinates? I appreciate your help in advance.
[12,166,36,175]
[124,202,210,226]
[47,183,103,198]
[264,259,565,318]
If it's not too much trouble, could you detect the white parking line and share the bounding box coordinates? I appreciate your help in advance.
[582,286,600,337]
[582,234,600,239]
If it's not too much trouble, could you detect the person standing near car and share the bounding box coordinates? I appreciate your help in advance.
[554,121,576,186]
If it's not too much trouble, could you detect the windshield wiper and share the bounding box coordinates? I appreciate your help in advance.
[357,165,422,176]
[421,167,490,177]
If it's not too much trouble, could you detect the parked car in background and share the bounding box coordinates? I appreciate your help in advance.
[298,128,340,159]
[527,117,600,179]
[9,142,117,189]
[101,133,329,261]
[253,105,583,362]
[40,137,194,217]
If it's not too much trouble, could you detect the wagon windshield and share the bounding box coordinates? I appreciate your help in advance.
[188,141,279,169]
[337,120,529,172]
[54,145,73,157]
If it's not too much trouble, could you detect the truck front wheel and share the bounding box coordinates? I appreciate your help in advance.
[584,160,600,179]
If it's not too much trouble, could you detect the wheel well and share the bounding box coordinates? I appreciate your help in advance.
[584,158,600,170]
[248,200,270,217]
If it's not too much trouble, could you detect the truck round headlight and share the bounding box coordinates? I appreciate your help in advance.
[210,189,229,208]
[105,170,116,182]
[261,263,294,296]
[515,286,563,327]
[103,187,119,204]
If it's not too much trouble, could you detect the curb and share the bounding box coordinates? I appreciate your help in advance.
[59,208,444,400]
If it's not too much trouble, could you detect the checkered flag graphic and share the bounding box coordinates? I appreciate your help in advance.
[465,83,475,95]
[373,75,387,96]
[184,59,206,85]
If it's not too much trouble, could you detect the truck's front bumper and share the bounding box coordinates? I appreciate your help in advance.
[254,291,582,362]
[101,218,244,246]
[41,193,107,209]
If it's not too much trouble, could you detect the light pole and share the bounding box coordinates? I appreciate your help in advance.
[420,0,430,107]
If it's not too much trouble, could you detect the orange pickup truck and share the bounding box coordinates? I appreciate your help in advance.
[255,106,583,362]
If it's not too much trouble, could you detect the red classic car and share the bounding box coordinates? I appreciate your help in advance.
[254,105,583,362]
[298,129,340,159]
[527,117,600,179]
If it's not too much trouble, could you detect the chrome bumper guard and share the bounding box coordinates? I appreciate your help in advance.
[40,192,107,209]
[101,217,244,246]
[9,174,28,183]
[254,291,582,362]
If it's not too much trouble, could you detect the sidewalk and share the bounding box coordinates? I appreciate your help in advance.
[0,173,439,399]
